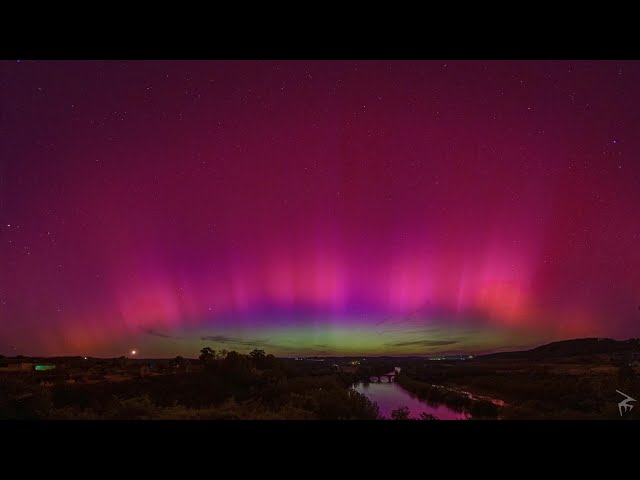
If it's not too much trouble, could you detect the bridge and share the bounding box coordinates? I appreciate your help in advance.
[369,368,401,383]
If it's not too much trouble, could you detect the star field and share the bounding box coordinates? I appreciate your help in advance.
[1,60,639,357]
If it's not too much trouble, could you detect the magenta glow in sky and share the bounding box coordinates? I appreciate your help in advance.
[1,60,639,357]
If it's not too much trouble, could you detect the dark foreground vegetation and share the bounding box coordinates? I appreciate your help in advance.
[1,338,638,420]
[398,338,640,419]
[0,349,380,420]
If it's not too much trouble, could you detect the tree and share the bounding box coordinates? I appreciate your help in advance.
[347,390,380,420]
[419,412,439,420]
[174,356,185,367]
[250,349,266,361]
[224,351,250,370]
[220,351,253,384]
[249,349,266,367]
[391,406,411,420]
[199,347,216,364]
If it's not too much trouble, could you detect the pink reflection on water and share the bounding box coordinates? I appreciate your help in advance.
[353,381,470,420]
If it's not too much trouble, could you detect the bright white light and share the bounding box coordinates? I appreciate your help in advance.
[131,350,137,355]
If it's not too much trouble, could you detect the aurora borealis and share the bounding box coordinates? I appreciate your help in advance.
[2,60,640,357]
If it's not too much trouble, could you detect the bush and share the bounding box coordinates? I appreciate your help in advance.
[391,406,411,420]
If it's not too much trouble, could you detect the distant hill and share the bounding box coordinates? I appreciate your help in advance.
[482,337,640,359]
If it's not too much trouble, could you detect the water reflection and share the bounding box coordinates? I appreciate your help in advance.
[353,380,470,420]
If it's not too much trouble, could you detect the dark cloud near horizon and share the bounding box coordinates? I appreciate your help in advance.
[200,335,266,347]
[141,328,183,340]
[389,339,459,347]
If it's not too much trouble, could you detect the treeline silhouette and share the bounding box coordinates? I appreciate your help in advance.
[0,348,381,420]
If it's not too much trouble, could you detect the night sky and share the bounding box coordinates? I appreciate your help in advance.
[2,60,639,358]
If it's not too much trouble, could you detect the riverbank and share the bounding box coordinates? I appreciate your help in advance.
[395,374,501,418]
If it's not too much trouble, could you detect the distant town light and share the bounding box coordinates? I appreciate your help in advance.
[83,357,88,360]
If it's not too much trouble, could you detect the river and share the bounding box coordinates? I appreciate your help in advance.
[353,379,470,420]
